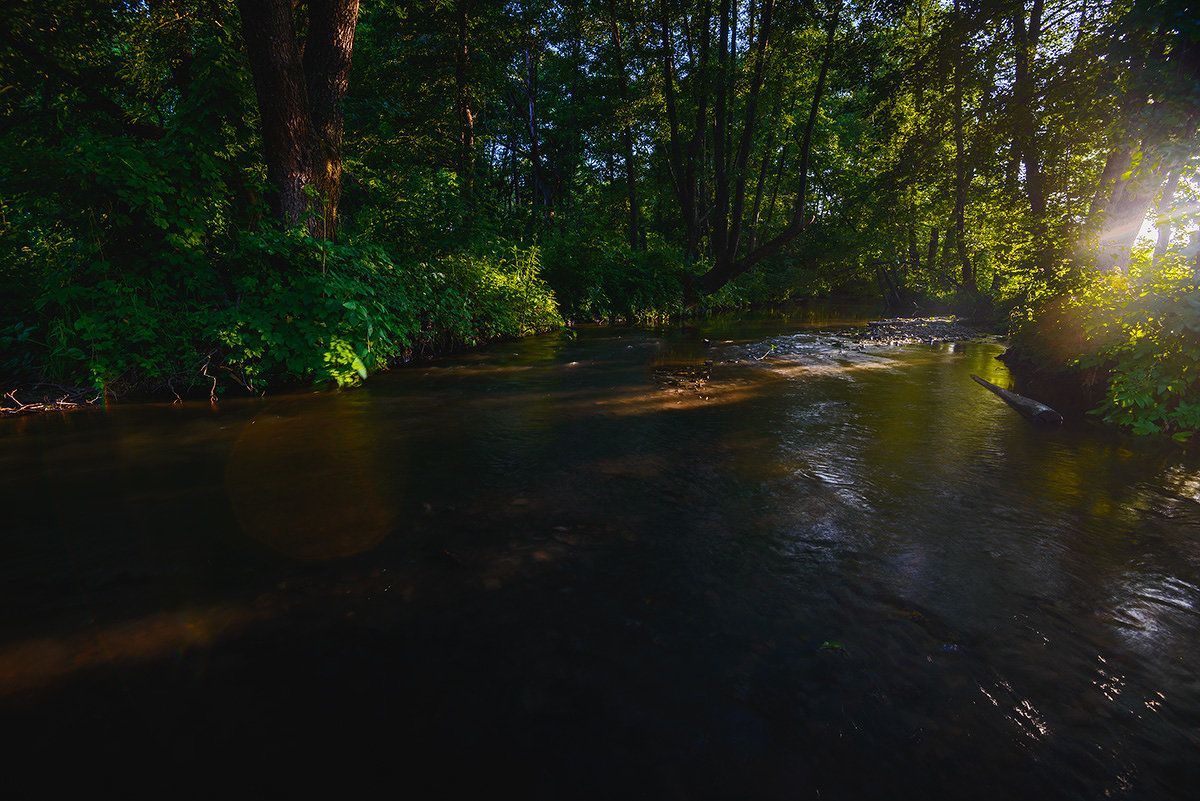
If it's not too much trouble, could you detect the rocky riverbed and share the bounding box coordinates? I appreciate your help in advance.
[837,316,986,347]
[714,316,991,370]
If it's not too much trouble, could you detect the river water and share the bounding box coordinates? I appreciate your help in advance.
[2,311,1199,798]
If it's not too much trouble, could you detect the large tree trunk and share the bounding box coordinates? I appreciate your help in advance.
[237,0,359,239]
[303,0,359,239]
[238,0,313,229]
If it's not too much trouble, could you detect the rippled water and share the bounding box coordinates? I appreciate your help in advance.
[2,313,1199,798]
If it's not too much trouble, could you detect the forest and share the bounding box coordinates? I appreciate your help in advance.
[0,0,1197,437]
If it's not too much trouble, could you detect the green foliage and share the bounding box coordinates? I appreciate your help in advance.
[353,166,467,256]
[1011,255,1200,440]
[0,321,39,382]
[34,262,224,394]
[215,233,413,389]
[439,244,563,341]
[10,228,563,395]
[542,240,692,323]
[1082,268,1200,440]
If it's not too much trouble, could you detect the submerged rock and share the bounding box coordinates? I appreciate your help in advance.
[842,317,982,347]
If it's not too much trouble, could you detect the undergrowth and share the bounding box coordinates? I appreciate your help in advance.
[1009,253,1200,441]
[2,230,563,399]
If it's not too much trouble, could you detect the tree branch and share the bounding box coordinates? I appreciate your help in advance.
[0,25,164,139]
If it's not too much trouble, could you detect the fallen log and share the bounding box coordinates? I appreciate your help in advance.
[971,374,1063,425]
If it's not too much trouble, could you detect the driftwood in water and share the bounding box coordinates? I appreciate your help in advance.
[971,374,1063,425]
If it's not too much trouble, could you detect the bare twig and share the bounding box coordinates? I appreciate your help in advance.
[2,386,95,415]
[4,390,31,411]
[201,354,218,404]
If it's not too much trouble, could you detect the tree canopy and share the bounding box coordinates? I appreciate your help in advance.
[1,0,1197,433]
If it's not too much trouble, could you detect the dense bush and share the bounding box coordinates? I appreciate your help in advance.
[4,230,563,398]
[541,239,693,323]
[1010,253,1200,441]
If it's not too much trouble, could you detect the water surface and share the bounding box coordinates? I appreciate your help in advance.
[2,313,1198,798]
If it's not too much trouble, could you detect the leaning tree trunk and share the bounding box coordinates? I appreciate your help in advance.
[237,0,359,239]
[1094,154,1166,273]
[972,374,1063,425]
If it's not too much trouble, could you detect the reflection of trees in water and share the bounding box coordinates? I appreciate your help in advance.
[225,397,396,560]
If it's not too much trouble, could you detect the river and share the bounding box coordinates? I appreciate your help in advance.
[2,310,1198,798]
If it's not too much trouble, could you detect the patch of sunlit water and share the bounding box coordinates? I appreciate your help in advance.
[1103,573,1200,655]
[1156,464,1200,513]
[587,376,771,415]
[978,674,1052,742]
[0,604,260,695]
[1094,654,1126,704]
[394,373,774,421]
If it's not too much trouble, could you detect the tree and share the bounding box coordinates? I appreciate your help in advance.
[237,0,360,238]
[609,6,644,250]
[654,0,844,298]
[1084,0,1200,274]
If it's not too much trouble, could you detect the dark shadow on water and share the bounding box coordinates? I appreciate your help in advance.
[1,321,1199,799]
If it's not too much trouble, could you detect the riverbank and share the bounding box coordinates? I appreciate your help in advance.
[1,385,102,416]
[1,312,984,416]
[0,238,568,416]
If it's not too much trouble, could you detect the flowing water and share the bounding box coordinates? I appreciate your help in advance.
[2,310,1199,798]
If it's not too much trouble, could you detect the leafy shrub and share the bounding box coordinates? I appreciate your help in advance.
[214,232,419,389]
[216,234,562,390]
[30,253,227,395]
[0,321,39,383]
[13,227,563,397]
[439,245,563,341]
[1010,255,1200,441]
[543,240,692,323]
[1083,275,1200,440]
